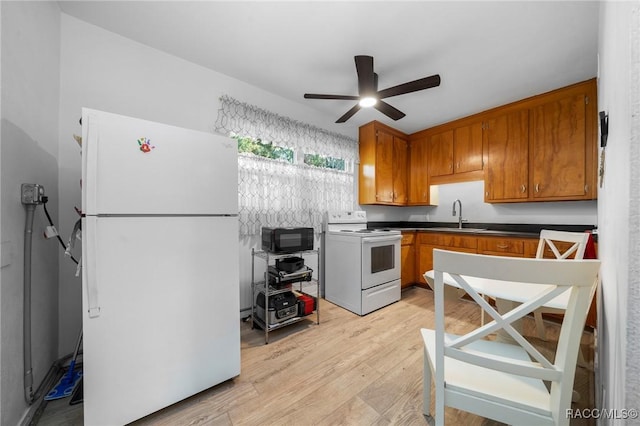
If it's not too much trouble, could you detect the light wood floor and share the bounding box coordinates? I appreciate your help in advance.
[37,287,596,425]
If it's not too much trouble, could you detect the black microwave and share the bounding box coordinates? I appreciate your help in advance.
[262,227,314,253]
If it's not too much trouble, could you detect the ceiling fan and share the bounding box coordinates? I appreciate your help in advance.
[304,55,441,123]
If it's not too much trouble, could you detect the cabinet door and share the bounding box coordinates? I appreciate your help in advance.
[531,93,588,199]
[375,130,395,203]
[401,232,416,287]
[401,243,415,288]
[428,130,454,177]
[454,122,483,173]
[408,137,430,204]
[358,123,377,204]
[417,244,476,284]
[393,136,408,204]
[417,244,437,285]
[484,110,529,202]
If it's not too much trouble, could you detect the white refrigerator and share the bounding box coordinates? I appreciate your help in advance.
[81,108,240,425]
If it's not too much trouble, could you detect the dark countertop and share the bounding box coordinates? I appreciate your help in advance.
[367,221,598,240]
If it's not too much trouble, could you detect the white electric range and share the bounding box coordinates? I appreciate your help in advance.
[323,211,402,315]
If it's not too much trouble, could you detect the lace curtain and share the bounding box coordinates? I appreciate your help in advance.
[215,96,358,236]
[215,95,357,163]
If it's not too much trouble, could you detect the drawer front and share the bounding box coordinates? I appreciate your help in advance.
[362,279,401,315]
[523,240,540,257]
[477,237,524,255]
[401,232,415,245]
[418,232,477,249]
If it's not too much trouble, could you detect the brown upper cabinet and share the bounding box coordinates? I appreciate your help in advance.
[359,121,408,205]
[484,79,597,202]
[426,121,484,184]
[427,129,453,177]
[484,110,530,201]
[407,136,434,205]
[359,78,598,206]
[530,89,595,200]
[454,122,484,174]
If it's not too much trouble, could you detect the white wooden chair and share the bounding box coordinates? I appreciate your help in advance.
[531,230,590,340]
[421,249,600,426]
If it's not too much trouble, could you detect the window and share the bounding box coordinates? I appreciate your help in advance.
[216,96,358,236]
[234,134,346,171]
[303,153,346,171]
[234,135,294,163]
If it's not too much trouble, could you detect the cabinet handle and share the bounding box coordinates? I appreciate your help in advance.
[585,184,589,193]
[497,244,509,249]
[456,162,460,170]
[521,184,526,193]
[449,163,453,170]
[535,184,540,193]
[485,191,489,197]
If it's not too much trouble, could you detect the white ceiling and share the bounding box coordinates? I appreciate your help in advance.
[57,1,599,135]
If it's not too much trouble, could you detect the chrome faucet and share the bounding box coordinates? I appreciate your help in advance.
[452,199,463,229]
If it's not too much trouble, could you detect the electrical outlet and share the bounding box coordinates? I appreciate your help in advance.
[44,226,58,239]
[21,184,45,205]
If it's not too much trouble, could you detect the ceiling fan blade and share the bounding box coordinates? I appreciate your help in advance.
[355,55,375,96]
[336,104,361,123]
[304,93,360,100]
[374,100,406,121]
[377,74,441,99]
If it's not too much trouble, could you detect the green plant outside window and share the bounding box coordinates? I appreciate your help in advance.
[234,135,294,163]
[303,154,345,171]
[234,135,345,171]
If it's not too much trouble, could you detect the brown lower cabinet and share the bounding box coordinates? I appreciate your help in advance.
[416,233,477,284]
[400,231,597,328]
[400,232,416,289]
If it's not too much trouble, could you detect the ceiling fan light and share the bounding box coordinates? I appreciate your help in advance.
[359,97,377,108]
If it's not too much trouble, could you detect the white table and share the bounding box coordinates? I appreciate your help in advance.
[424,269,570,304]
[423,270,571,340]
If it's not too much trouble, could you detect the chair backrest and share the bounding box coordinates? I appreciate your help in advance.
[431,249,600,417]
[536,230,590,260]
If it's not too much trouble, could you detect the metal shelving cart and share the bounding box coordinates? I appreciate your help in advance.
[251,248,320,344]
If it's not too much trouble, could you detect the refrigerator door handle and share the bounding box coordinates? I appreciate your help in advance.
[84,113,99,214]
[85,217,101,318]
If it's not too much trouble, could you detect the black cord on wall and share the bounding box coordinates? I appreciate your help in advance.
[42,197,79,265]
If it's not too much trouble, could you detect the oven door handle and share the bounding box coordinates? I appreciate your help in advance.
[362,235,402,244]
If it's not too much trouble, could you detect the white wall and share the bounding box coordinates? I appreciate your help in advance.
[57,14,356,353]
[363,180,597,226]
[597,1,639,422]
[0,2,61,425]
